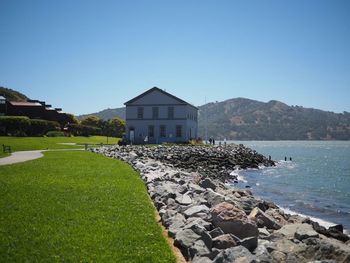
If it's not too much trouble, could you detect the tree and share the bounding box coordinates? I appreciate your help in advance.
[80,115,102,128]
[109,117,125,137]
[65,113,79,124]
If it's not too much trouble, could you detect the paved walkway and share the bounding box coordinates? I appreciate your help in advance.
[0,149,85,166]
[0,150,45,166]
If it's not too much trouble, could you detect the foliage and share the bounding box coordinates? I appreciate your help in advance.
[0,116,60,136]
[66,123,101,136]
[0,86,28,102]
[105,117,126,137]
[198,98,350,140]
[78,107,125,121]
[65,113,79,124]
[46,131,65,137]
[80,115,102,127]
[0,151,175,262]
[0,136,119,152]
[29,119,61,136]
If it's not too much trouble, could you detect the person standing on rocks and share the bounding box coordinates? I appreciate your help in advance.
[209,138,213,145]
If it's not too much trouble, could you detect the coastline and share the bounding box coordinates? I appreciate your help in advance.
[92,144,350,262]
[231,165,350,235]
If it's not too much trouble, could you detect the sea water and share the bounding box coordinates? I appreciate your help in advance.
[228,141,350,232]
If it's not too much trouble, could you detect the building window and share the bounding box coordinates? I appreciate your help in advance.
[152,107,159,119]
[148,125,154,138]
[176,125,182,138]
[137,107,143,119]
[160,125,166,138]
[168,107,174,119]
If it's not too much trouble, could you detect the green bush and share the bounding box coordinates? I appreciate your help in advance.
[46,131,65,137]
[0,116,61,136]
[29,119,61,136]
[0,116,30,136]
[66,123,101,136]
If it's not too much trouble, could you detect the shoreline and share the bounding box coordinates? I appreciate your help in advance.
[92,144,350,262]
[231,157,350,235]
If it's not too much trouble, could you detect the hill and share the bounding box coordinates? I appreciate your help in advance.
[198,98,350,140]
[0,86,29,101]
[78,107,125,120]
[80,97,350,140]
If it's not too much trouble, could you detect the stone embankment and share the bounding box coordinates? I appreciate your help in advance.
[92,145,350,263]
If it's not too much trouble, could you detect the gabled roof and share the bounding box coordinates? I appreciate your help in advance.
[0,95,6,100]
[124,87,198,109]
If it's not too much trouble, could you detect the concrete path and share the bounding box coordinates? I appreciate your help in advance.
[0,148,85,166]
[0,150,44,166]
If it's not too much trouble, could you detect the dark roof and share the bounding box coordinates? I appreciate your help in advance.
[124,87,198,109]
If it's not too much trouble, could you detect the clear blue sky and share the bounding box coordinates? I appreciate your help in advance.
[1,0,349,115]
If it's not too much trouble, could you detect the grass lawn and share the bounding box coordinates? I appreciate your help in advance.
[0,151,175,262]
[0,136,119,153]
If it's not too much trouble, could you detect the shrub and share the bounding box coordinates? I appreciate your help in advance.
[0,116,30,136]
[29,119,61,136]
[66,123,101,136]
[0,116,61,136]
[46,131,65,137]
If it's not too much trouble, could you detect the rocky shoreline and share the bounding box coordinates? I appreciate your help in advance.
[92,144,350,263]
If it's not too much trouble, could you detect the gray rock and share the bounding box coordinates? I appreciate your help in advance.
[212,234,237,249]
[203,189,226,207]
[166,213,186,237]
[174,228,201,259]
[258,227,271,239]
[200,178,217,190]
[213,246,256,263]
[186,217,212,231]
[249,207,282,230]
[209,227,225,238]
[189,183,205,193]
[189,239,212,258]
[192,256,213,263]
[176,192,193,205]
[295,224,319,240]
[184,205,210,218]
[275,223,319,240]
[176,184,188,194]
[161,209,177,227]
[254,244,273,262]
[188,223,213,250]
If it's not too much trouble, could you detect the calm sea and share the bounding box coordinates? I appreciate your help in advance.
[227,141,350,232]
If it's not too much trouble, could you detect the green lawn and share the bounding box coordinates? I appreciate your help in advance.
[0,151,175,262]
[0,136,119,153]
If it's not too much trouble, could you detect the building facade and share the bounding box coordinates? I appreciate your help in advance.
[0,96,71,126]
[124,87,198,144]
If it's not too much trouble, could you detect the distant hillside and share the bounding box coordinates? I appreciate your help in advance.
[0,86,29,101]
[79,98,350,140]
[78,107,125,120]
[198,98,350,140]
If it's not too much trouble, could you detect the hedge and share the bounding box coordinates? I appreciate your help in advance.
[0,116,61,136]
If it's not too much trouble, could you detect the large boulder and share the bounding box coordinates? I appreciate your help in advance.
[213,245,257,263]
[275,223,319,240]
[249,207,282,230]
[174,229,201,259]
[212,234,238,249]
[184,205,210,218]
[210,202,258,240]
